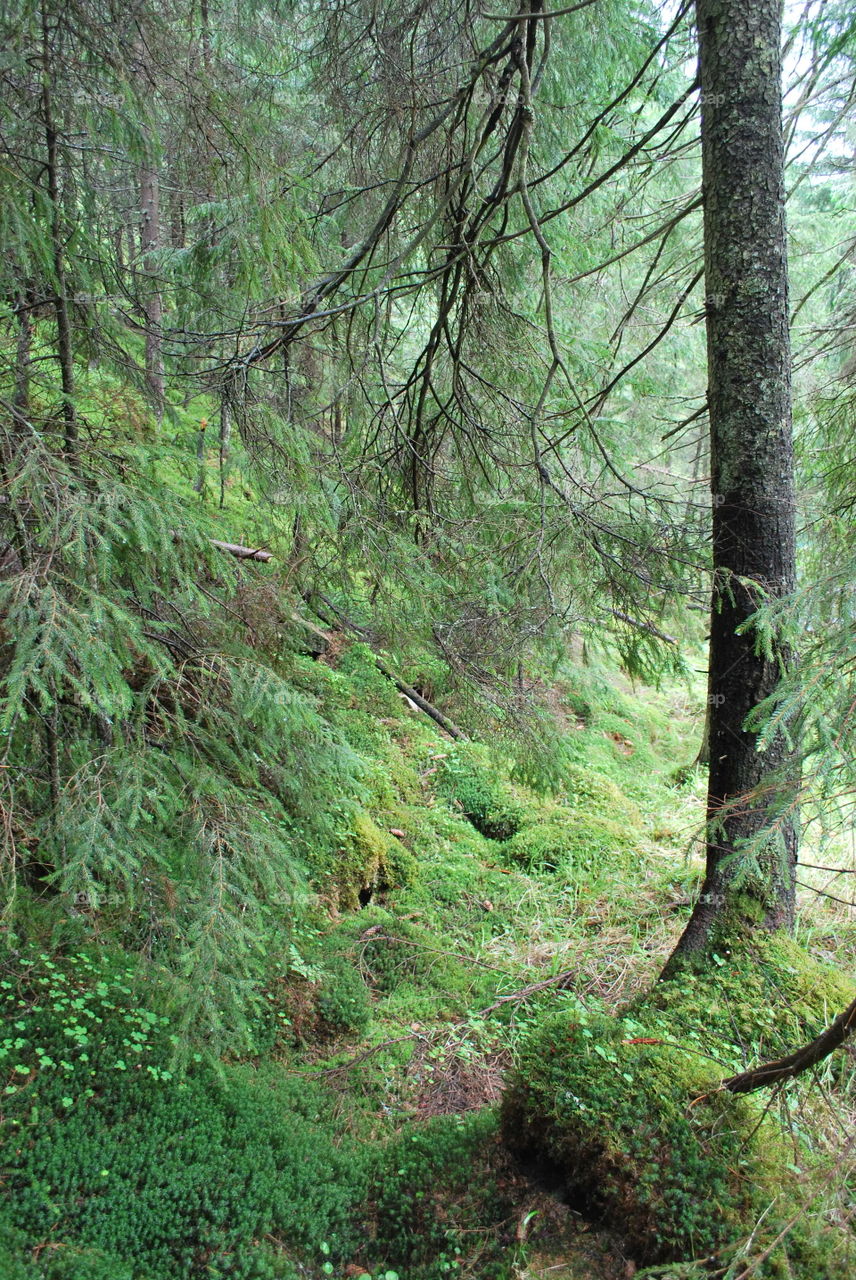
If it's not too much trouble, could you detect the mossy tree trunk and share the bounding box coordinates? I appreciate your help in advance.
[665,0,797,970]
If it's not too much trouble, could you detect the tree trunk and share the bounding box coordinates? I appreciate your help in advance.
[218,400,231,508]
[41,16,76,455]
[140,158,166,424]
[194,418,207,494]
[665,0,797,970]
[13,294,33,418]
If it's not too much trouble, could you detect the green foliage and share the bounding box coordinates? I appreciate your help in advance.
[0,430,368,1053]
[0,947,367,1280]
[367,1110,521,1280]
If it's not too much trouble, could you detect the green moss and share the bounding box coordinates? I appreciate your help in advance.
[504,1011,753,1263]
[503,947,856,1277]
[359,916,471,1005]
[316,958,373,1035]
[314,812,417,911]
[560,763,642,825]
[367,1109,521,1280]
[437,742,528,840]
[0,950,369,1279]
[337,642,406,718]
[641,933,856,1062]
[506,812,637,880]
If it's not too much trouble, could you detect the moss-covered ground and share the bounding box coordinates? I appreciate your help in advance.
[3,633,853,1280]
[1,377,854,1278]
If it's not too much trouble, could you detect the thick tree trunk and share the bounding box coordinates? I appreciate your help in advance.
[665,0,797,969]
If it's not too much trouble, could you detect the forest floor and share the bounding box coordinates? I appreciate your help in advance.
[3,632,855,1279]
[268,646,856,1278]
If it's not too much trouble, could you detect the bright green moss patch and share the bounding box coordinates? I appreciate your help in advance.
[641,933,856,1062]
[0,948,369,1280]
[503,1011,755,1265]
[366,1109,523,1280]
[560,763,642,824]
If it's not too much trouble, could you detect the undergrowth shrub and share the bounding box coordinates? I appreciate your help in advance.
[0,431,369,1054]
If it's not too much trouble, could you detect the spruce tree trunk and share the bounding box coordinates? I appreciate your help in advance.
[41,20,77,455]
[140,158,166,425]
[665,0,797,968]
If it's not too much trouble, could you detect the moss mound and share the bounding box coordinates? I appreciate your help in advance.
[641,933,856,1063]
[506,812,637,880]
[502,943,856,1277]
[503,1011,761,1266]
[437,742,528,840]
[313,811,416,911]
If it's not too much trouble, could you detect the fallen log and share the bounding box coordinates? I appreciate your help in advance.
[209,538,273,562]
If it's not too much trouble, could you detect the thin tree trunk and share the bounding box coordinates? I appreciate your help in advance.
[218,400,231,507]
[140,158,165,424]
[41,16,76,454]
[13,295,33,418]
[194,418,207,494]
[665,0,797,969]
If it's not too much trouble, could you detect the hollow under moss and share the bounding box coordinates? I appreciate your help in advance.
[311,811,417,911]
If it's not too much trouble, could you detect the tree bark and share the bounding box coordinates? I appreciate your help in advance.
[13,294,33,418]
[140,157,165,424]
[218,400,231,508]
[665,0,797,970]
[194,418,207,494]
[41,12,76,454]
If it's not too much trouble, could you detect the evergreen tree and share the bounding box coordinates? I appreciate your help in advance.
[664,0,798,967]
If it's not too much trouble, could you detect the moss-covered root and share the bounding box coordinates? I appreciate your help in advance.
[501,1008,853,1278]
